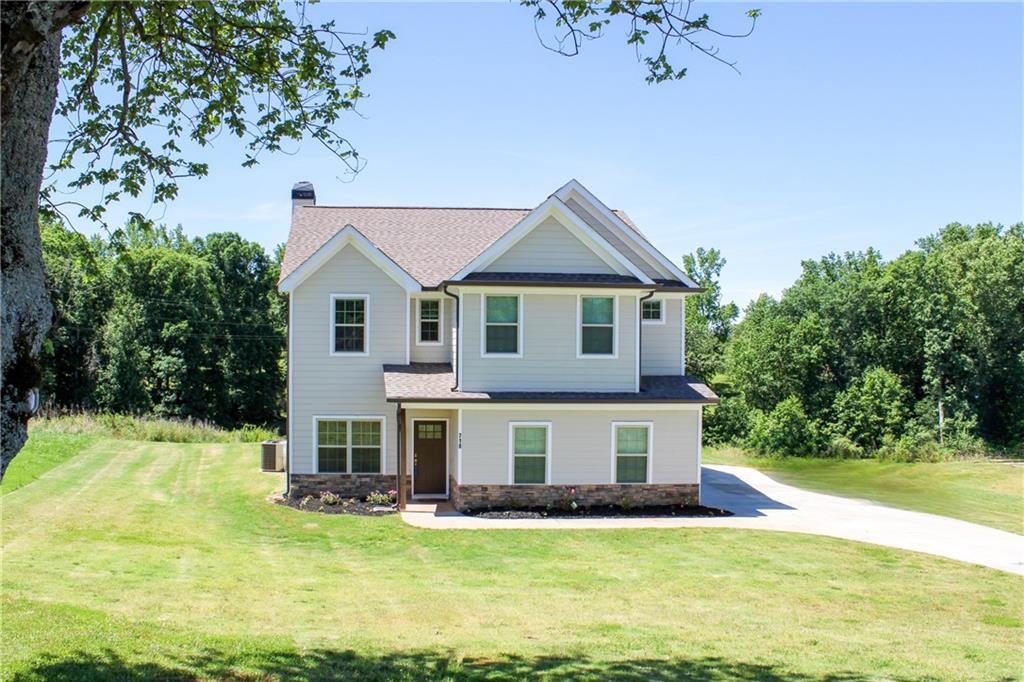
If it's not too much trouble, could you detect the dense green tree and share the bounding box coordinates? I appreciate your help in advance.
[726,223,1024,453]
[682,247,739,380]
[746,396,818,456]
[831,367,911,452]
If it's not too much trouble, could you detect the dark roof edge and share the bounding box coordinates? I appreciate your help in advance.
[387,396,719,404]
[431,279,704,293]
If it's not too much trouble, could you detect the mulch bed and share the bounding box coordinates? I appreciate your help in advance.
[273,494,396,516]
[464,504,732,520]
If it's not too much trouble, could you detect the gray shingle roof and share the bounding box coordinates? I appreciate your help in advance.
[382,363,719,403]
[280,205,646,288]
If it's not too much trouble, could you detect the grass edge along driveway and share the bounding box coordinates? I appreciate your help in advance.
[703,446,1024,535]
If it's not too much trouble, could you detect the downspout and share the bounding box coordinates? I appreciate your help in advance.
[637,289,657,392]
[441,284,460,391]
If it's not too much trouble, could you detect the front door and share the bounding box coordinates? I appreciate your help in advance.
[413,420,446,496]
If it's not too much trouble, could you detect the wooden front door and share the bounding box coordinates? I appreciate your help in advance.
[413,420,446,496]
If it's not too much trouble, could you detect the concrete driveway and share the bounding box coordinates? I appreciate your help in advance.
[402,464,1024,575]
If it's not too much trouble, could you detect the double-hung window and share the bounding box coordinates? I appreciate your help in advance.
[642,299,663,323]
[510,422,550,484]
[613,422,651,484]
[483,295,520,355]
[579,296,616,356]
[316,417,383,473]
[331,295,368,355]
[418,299,441,344]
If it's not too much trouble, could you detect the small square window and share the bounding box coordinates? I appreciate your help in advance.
[642,299,663,321]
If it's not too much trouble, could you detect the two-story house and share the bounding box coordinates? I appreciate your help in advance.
[278,179,718,510]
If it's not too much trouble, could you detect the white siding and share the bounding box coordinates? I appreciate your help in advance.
[641,297,684,375]
[409,297,454,363]
[482,216,616,274]
[460,408,700,485]
[462,292,637,392]
[289,245,406,475]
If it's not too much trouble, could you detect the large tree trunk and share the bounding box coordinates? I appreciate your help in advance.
[1,2,88,478]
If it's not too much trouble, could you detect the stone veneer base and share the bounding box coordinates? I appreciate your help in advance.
[448,476,699,512]
[289,474,408,499]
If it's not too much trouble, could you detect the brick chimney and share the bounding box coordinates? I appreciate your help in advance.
[291,181,315,213]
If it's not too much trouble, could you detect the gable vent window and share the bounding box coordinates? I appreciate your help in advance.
[484,295,520,355]
[579,296,616,356]
[418,299,441,344]
[642,299,663,322]
[331,295,368,355]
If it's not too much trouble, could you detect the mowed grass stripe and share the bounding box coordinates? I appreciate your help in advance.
[3,436,1022,680]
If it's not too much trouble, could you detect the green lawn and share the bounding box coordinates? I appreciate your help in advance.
[704,447,1024,535]
[2,435,1022,681]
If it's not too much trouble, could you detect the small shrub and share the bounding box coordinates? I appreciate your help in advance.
[555,486,579,512]
[746,396,819,456]
[365,490,395,505]
[319,491,342,506]
[704,396,755,446]
[298,495,316,510]
[824,435,865,459]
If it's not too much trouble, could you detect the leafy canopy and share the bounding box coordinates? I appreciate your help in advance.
[46,1,395,226]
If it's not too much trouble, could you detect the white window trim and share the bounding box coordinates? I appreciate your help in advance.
[330,294,370,357]
[641,298,665,325]
[415,297,443,347]
[409,417,449,498]
[508,421,552,485]
[312,415,387,475]
[576,294,619,359]
[610,421,653,484]
[480,293,524,358]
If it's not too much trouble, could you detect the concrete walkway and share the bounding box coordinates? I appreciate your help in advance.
[401,464,1024,575]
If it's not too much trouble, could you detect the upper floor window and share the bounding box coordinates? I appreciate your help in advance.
[579,295,616,357]
[418,299,441,345]
[316,417,383,474]
[613,422,651,484]
[642,299,663,323]
[483,294,521,356]
[331,294,368,356]
[510,422,550,484]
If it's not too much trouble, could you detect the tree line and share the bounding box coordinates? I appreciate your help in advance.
[689,222,1024,459]
[40,219,285,430]
[39,219,1022,457]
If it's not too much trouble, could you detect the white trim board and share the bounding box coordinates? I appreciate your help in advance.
[553,179,699,288]
[451,196,654,284]
[575,293,619,360]
[415,295,444,347]
[311,415,388,475]
[279,224,421,294]
[610,420,654,484]
[480,292,524,358]
[329,293,370,357]
[507,421,553,486]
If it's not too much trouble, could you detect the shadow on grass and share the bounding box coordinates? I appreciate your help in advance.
[16,648,938,682]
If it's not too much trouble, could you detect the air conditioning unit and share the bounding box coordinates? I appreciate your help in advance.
[261,440,286,472]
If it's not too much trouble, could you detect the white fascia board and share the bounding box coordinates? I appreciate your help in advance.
[553,179,700,289]
[279,224,421,294]
[450,196,654,284]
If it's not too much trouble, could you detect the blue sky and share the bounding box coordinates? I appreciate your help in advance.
[65,2,1023,307]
